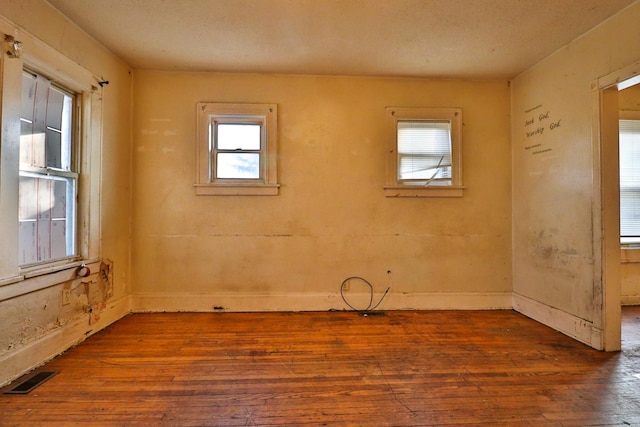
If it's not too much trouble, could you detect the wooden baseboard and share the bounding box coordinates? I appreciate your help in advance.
[131,291,513,313]
[512,292,604,350]
[0,296,131,387]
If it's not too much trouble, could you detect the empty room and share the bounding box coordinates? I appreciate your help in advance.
[1,0,640,425]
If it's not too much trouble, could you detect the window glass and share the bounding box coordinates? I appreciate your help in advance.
[18,70,76,265]
[217,123,261,150]
[216,153,260,179]
[620,118,640,243]
[397,121,452,185]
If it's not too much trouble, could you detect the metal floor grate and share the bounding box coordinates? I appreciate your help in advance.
[4,371,59,394]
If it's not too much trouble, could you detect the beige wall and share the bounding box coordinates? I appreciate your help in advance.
[131,71,512,311]
[0,0,132,385]
[511,1,640,349]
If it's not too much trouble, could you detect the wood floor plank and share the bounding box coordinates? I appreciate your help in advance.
[1,308,640,426]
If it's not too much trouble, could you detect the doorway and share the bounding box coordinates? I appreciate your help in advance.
[597,65,640,351]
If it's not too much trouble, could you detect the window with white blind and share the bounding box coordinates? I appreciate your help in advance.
[19,70,77,265]
[196,103,279,196]
[620,117,640,244]
[385,107,463,197]
[397,121,452,184]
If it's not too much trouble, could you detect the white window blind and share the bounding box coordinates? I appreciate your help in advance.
[620,119,640,242]
[397,120,452,185]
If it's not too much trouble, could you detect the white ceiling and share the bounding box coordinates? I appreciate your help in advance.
[48,0,636,79]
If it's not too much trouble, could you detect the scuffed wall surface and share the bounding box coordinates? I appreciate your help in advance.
[621,259,640,304]
[511,2,640,320]
[0,0,132,383]
[131,72,512,307]
[0,263,113,359]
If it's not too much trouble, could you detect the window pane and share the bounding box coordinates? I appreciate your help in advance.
[21,73,36,121]
[216,153,260,179]
[18,174,75,265]
[45,128,62,168]
[20,74,73,171]
[46,87,65,130]
[620,119,640,238]
[397,121,452,181]
[18,70,77,266]
[217,124,261,150]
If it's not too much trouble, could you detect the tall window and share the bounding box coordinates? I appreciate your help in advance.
[19,70,77,265]
[385,107,463,197]
[620,118,640,244]
[196,103,279,196]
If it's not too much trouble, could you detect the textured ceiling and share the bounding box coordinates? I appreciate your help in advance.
[48,0,636,79]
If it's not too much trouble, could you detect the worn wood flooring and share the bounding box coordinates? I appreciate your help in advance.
[2,308,640,426]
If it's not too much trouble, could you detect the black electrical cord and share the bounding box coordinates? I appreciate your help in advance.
[340,276,390,315]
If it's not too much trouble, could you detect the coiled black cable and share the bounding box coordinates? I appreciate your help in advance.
[340,276,390,315]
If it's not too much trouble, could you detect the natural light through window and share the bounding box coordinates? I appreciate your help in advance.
[19,70,77,265]
[397,121,452,185]
[385,107,463,197]
[215,123,261,179]
[196,103,279,196]
[620,118,640,244]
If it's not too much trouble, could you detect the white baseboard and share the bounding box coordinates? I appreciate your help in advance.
[0,295,131,387]
[388,291,513,310]
[131,291,513,313]
[512,292,604,350]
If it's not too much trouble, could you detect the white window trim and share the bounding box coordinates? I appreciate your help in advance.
[384,107,464,198]
[196,102,279,196]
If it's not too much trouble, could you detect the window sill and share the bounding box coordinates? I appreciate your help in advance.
[19,257,91,279]
[0,258,101,302]
[384,185,465,198]
[195,183,280,196]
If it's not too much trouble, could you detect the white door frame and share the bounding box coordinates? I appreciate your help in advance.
[593,61,640,351]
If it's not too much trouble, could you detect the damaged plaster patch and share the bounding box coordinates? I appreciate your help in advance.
[0,259,115,358]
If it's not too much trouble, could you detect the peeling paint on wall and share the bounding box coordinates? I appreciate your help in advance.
[0,261,115,359]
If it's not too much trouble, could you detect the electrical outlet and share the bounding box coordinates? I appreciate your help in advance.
[62,289,71,306]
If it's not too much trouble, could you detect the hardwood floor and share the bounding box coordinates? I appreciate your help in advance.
[2,308,640,426]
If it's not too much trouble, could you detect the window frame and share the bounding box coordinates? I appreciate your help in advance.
[196,102,279,196]
[384,107,464,198]
[18,69,79,267]
[0,32,103,285]
[619,110,640,246]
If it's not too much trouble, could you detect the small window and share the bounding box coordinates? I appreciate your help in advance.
[620,116,640,244]
[196,103,278,195]
[384,107,463,197]
[19,70,77,265]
